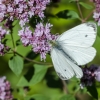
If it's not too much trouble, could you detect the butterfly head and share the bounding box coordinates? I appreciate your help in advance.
[50,40,63,52]
[49,40,55,46]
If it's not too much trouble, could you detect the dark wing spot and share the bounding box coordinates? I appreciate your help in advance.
[87,22,97,32]
[85,35,88,37]
[57,72,67,79]
[64,69,66,71]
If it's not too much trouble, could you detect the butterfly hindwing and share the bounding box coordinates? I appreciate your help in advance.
[51,48,83,80]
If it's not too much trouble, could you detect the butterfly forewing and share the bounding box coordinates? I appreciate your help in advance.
[56,22,97,65]
[57,22,97,47]
[62,46,96,65]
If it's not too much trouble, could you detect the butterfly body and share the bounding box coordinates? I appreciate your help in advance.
[51,22,97,80]
[53,41,77,64]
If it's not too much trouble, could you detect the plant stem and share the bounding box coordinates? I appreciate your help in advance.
[12,49,53,66]
[10,32,15,49]
[76,0,85,22]
[84,10,93,21]
[62,80,69,94]
[10,22,16,56]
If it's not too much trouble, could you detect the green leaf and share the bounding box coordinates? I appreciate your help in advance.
[79,2,93,9]
[29,64,48,85]
[87,84,98,99]
[12,20,18,26]
[67,10,80,19]
[69,0,76,3]
[2,39,8,44]
[56,10,80,20]
[8,55,23,76]
[60,95,76,100]
[24,51,39,63]
[24,67,34,81]
[25,94,50,100]
[17,76,29,86]
[16,39,22,46]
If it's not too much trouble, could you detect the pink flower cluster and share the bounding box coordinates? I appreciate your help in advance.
[18,27,32,46]
[18,23,58,60]
[80,64,100,88]
[0,76,13,100]
[32,23,57,61]
[90,0,100,25]
[95,67,100,81]
[0,0,50,27]
[0,26,9,55]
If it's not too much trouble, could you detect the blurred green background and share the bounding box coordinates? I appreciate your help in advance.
[1,0,100,100]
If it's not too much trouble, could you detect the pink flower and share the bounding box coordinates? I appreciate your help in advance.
[0,0,50,27]
[94,67,100,81]
[18,22,58,61]
[31,22,58,61]
[91,0,100,25]
[0,76,13,100]
[18,27,32,46]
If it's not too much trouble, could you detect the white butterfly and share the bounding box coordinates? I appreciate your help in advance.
[51,22,97,80]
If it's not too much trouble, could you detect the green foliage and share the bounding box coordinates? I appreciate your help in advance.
[16,39,22,46]
[8,55,23,76]
[60,95,76,100]
[56,10,81,20]
[17,64,48,86]
[17,76,29,86]
[79,2,93,9]
[87,84,98,100]
[25,94,50,100]
[1,0,100,100]
[68,0,76,3]
[29,64,48,85]
[24,51,39,63]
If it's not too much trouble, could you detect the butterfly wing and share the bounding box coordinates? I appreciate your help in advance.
[57,22,97,65]
[51,47,83,80]
[62,46,96,65]
[57,22,97,47]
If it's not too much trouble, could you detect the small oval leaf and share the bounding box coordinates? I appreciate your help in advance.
[29,64,48,85]
[56,10,80,20]
[79,2,93,9]
[8,55,23,76]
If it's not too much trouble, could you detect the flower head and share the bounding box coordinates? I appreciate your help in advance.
[0,26,10,56]
[31,22,58,61]
[18,27,32,46]
[0,26,9,39]
[0,0,50,27]
[0,76,13,100]
[80,65,98,88]
[90,0,100,25]
[18,22,58,61]
[94,67,100,81]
